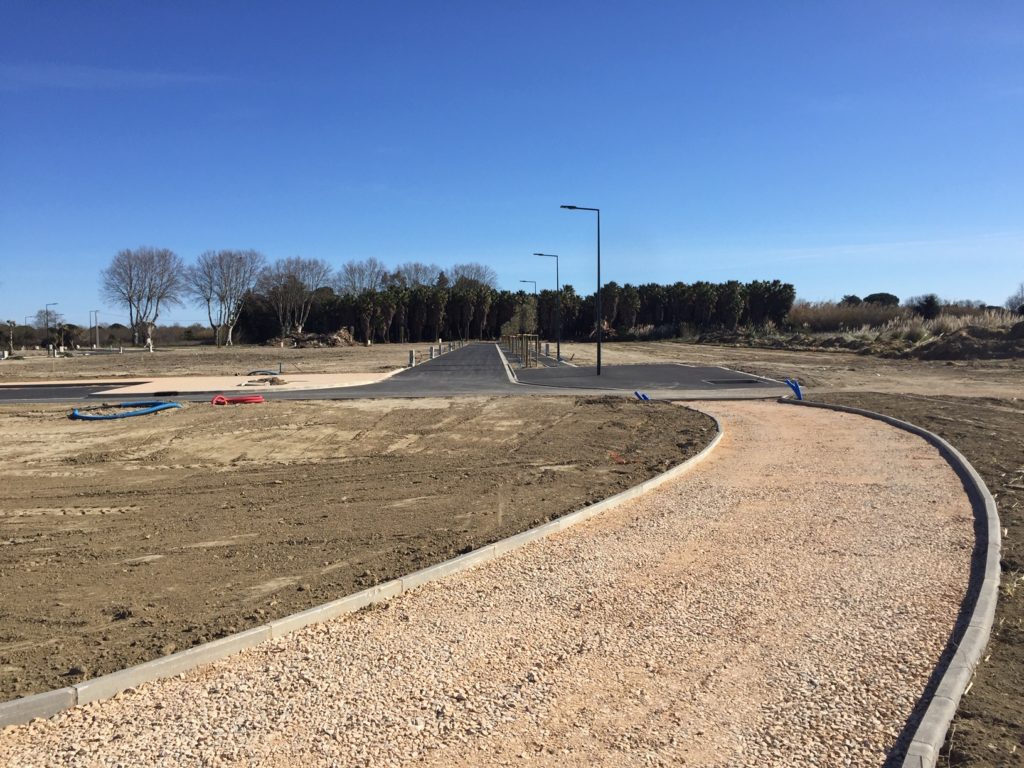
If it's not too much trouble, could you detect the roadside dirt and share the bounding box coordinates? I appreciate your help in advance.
[0,344,414,381]
[0,396,714,702]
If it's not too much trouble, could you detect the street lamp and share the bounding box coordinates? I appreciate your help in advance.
[561,204,601,375]
[534,253,560,362]
[90,309,101,348]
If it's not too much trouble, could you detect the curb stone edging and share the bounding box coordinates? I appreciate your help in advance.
[779,398,1001,768]
[493,342,519,384]
[0,407,722,729]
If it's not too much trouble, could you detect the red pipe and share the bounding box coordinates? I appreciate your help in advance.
[211,394,265,405]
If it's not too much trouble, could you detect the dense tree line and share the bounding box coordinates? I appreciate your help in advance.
[94,247,796,346]
[237,268,797,345]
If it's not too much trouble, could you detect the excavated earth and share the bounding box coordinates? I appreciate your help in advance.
[0,395,713,702]
[0,400,974,767]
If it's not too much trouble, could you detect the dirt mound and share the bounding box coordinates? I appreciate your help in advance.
[691,324,1024,361]
[906,325,1024,360]
[270,328,358,348]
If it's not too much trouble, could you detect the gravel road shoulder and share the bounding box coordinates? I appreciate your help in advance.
[0,400,974,767]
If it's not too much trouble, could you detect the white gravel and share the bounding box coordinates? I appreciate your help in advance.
[0,400,974,767]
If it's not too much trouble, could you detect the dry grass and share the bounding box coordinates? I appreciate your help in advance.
[788,303,1018,343]
[787,301,904,332]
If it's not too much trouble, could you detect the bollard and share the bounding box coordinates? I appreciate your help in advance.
[408,350,415,367]
[545,342,550,357]
[429,346,435,360]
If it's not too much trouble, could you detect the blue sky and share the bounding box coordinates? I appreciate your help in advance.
[2,1,1022,327]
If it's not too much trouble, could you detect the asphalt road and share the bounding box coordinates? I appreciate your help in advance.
[516,363,778,392]
[0,383,122,403]
[0,344,787,403]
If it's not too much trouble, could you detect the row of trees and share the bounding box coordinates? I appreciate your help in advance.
[95,248,798,347]
[236,275,796,345]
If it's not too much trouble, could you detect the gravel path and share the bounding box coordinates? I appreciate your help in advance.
[0,401,973,767]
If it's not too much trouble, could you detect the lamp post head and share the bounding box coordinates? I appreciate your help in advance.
[560,205,578,210]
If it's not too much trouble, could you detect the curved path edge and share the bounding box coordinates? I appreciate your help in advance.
[0,408,723,730]
[780,398,1001,768]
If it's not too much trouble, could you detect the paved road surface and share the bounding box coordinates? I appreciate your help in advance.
[0,344,787,403]
[516,362,777,391]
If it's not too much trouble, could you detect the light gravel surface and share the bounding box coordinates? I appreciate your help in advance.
[0,400,973,767]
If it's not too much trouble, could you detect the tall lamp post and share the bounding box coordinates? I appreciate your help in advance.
[560,204,601,375]
[533,253,560,362]
[90,309,101,348]
[519,280,537,334]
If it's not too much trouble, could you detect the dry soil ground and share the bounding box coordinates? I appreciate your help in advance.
[0,345,414,381]
[0,395,713,702]
[0,401,975,768]
[1,340,1020,766]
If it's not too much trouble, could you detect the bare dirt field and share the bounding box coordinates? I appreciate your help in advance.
[0,395,713,702]
[0,401,975,768]
[1,339,1019,766]
[0,344,415,382]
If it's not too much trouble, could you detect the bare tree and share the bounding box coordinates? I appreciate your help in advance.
[32,308,65,330]
[1006,282,1024,314]
[450,262,498,289]
[394,261,442,287]
[335,257,389,296]
[186,250,266,346]
[100,247,185,346]
[256,256,332,338]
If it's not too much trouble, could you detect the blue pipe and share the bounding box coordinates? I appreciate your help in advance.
[69,401,182,420]
[785,379,803,400]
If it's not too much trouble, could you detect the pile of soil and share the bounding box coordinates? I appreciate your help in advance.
[270,328,358,348]
[907,322,1024,361]
[697,323,1024,362]
[811,392,1024,767]
[0,396,714,702]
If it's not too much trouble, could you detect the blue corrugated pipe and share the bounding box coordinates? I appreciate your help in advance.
[69,401,182,420]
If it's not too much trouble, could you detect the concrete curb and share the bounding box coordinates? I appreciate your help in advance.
[493,343,519,384]
[779,398,1001,768]
[0,408,722,729]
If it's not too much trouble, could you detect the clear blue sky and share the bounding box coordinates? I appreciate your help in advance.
[2,1,1022,327]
